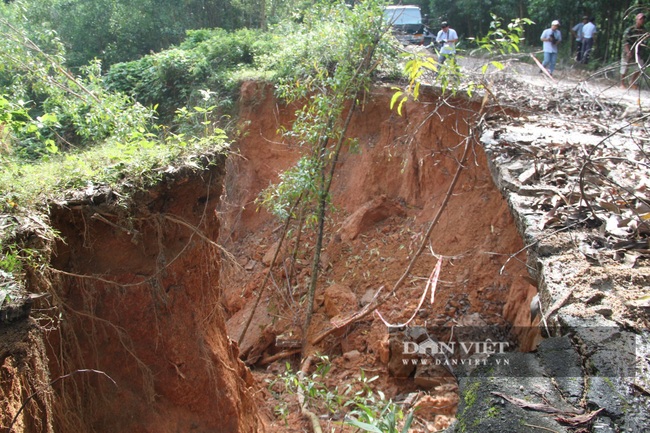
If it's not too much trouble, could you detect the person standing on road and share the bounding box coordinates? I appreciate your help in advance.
[580,17,597,64]
[621,12,648,89]
[541,20,562,76]
[572,16,588,62]
[435,21,458,64]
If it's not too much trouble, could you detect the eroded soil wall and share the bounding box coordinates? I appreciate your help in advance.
[1,319,53,433]
[45,163,257,433]
[222,82,540,371]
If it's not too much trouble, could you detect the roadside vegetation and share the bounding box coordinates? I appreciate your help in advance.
[0,0,403,300]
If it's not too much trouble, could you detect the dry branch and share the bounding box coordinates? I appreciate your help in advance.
[258,349,302,366]
[491,391,573,414]
[237,195,301,346]
[297,356,323,433]
[529,53,555,82]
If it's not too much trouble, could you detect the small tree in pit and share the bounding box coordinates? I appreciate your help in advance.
[256,0,393,345]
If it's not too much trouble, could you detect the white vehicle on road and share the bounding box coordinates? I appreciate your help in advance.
[383,5,426,46]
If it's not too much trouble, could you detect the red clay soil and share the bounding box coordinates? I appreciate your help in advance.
[1,319,54,433]
[43,164,258,433]
[221,81,541,431]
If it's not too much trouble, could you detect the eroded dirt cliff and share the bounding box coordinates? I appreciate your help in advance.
[41,162,258,433]
[1,319,53,433]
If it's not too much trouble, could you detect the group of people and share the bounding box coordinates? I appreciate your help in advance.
[427,12,647,89]
[571,16,597,64]
[540,12,647,87]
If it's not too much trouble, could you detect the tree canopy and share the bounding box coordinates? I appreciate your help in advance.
[11,0,249,68]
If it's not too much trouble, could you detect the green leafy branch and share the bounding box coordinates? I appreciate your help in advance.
[269,356,414,433]
[252,0,391,344]
[258,156,319,221]
[392,14,533,107]
[471,14,535,73]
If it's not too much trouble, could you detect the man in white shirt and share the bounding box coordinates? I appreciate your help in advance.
[580,17,597,64]
[540,20,562,75]
[435,21,458,64]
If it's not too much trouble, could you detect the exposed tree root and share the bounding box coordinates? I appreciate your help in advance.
[7,370,116,433]
[257,349,301,366]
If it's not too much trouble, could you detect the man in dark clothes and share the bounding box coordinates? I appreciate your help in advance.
[621,12,648,89]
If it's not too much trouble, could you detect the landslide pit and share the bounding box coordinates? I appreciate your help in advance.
[2,81,538,432]
[222,82,539,431]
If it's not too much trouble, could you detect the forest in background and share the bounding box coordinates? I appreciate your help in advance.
[0,0,647,221]
[2,0,647,70]
[1,0,646,70]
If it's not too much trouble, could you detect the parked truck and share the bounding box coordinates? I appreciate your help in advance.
[383,5,427,46]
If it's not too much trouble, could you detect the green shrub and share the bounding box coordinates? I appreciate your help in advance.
[269,356,414,433]
[104,28,267,120]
